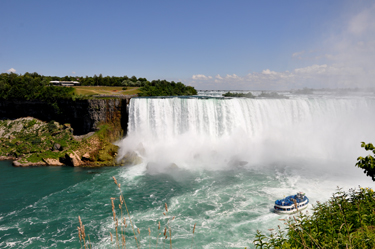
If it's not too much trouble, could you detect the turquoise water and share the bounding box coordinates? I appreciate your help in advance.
[0,158,372,248]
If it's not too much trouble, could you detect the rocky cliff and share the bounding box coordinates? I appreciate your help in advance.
[0,117,123,167]
[0,98,128,135]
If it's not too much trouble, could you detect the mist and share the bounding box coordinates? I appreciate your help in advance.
[117,96,375,182]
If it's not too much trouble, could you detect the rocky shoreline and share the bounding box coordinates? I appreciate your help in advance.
[0,117,128,167]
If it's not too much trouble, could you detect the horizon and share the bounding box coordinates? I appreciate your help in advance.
[1,0,374,90]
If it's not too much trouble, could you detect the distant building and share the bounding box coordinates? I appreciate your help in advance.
[50,81,80,86]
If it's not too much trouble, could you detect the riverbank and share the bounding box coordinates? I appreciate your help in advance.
[0,117,125,167]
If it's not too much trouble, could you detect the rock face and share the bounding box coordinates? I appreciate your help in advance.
[53,143,62,151]
[42,158,64,166]
[1,117,123,167]
[65,152,84,167]
[118,151,143,165]
[13,161,47,167]
[0,98,128,135]
[82,152,90,160]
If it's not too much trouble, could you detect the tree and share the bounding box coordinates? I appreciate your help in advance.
[356,142,375,181]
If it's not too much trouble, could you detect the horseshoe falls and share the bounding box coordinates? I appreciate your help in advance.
[1,94,375,248]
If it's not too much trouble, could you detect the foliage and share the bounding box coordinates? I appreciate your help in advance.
[222,91,255,98]
[0,72,75,101]
[253,187,375,249]
[138,79,197,96]
[0,118,78,162]
[1,72,196,100]
[51,73,149,87]
[356,142,375,181]
[258,91,289,99]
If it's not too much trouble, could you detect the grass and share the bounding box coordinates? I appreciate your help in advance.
[73,86,140,96]
[77,176,198,249]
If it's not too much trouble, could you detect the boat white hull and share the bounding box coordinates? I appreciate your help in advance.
[274,201,309,214]
[274,204,308,214]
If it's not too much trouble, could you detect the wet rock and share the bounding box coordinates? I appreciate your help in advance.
[119,151,142,165]
[169,163,179,169]
[42,158,64,166]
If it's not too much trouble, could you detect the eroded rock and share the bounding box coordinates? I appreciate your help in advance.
[65,151,83,166]
[13,160,47,167]
[82,152,90,160]
[42,158,64,166]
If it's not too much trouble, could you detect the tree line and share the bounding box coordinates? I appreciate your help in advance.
[0,72,75,101]
[0,72,197,100]
[138,79,197,96]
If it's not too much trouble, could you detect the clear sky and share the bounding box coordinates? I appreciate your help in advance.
[1,0,374,90]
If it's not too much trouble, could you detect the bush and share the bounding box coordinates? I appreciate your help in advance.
[138,80,197,96]
[222,91,255,98]
[356,142,375,181]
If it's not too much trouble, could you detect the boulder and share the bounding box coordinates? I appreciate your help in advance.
[53,143,61,151]
[119,151,142,165]
[82,152,90,160]
[13,160,47,167]
[12,161,22,167]
[43,158,64,166]
[65,151,84,166]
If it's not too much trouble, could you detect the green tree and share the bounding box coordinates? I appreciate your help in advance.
[356,142,375,181]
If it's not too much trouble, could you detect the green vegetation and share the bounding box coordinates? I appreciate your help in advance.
[254,187,375,248]
[0,118,122,166]
[0,72,75,101]
[258,91,289,99]
[77,74,149,87]
[0,72,197,99]
[138,79,197,96]
[222,91,289,99]
[356,142,375,181]
[222,91,255,98]
[0,118,77,161]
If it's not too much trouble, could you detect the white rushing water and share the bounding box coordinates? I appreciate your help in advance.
[114,94,375,248]
[120,95,375,171]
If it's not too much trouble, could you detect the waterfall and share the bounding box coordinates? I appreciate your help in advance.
[118,96,375,170]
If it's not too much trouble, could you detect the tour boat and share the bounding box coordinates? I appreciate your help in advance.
[274,192,309,214]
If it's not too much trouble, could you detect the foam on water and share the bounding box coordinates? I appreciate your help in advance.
[113,95,375,247]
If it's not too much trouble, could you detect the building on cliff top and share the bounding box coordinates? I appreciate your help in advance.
[50,81,80,86]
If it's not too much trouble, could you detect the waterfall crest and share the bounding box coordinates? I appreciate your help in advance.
[118,96,375,170]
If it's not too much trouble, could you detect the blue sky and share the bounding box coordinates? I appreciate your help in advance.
[1,0,374,90]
